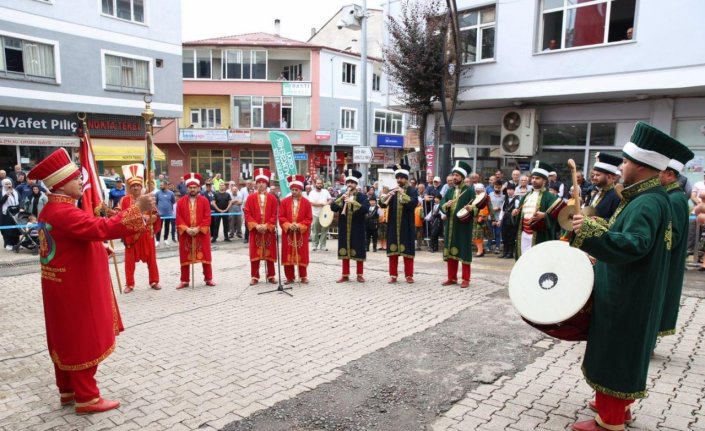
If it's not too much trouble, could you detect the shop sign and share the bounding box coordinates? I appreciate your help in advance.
[86,114,145,138]
[425,140,435,173]
[406,151,421,171]
[292,146,306,152]
[170,159,183,167]
[282,82,312,97]
[293,152,308,161]
[179,128,229,142]
[0,134,79,147]
[315,130,331,141]
[376,134,404,149]
[0,110,78,136]
[372,149,385,164]
[336,130,360,146]
[228,129,251,143]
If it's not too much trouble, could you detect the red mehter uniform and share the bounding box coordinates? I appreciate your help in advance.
[244,190,278,281]
[120,194,160,288]
[175,193,213,284]
[278,175,312,283]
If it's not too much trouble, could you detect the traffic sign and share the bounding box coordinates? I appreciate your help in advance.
[352,146,373,164]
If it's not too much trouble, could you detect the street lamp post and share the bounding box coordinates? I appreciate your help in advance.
[360,0,368,187]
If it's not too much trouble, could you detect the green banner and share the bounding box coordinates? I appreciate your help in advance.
[268,131,297,197]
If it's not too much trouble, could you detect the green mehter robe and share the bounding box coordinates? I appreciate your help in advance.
[659,182,690,336]
[572,177,672,399]
[380,185,419,258]
[513,189,559,259]
[440,184,475,264]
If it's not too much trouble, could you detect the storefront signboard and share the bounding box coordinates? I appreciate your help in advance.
[336,130,360,146]
[0,135,79,147]
[86,114,145,138]
[0,110,77,136]
[179,128,229,142]
[425,140,435,174]
[293,152,308,161]
[315,130,331,141]
[170,159,184,167]
[282,82,312,97]
[228,129,251,143]
[376,134,404,149]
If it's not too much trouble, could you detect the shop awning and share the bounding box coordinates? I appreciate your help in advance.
[91,139,166,162]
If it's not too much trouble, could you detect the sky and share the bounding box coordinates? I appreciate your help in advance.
[181,0,365,43]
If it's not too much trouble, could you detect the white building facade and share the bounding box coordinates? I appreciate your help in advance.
[385,0,705,184]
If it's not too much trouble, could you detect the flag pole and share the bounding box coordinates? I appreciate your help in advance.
[141,95,155,244]
[77,112,123,295]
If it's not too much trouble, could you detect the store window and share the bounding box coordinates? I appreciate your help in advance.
[190,149,231,181]
[459,5,496,63]
[539,0,636,51]
[231,96,310,129]
[240,150,271,180]
[374,110,403,135]
[102,0,145,23]
[104,52,151,93]
[0,34,57,81]
[675,119,705,186]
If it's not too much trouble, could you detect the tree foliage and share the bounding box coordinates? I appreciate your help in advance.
[383,0,448,120]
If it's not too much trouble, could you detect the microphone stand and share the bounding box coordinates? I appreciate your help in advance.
[259,194,293,297]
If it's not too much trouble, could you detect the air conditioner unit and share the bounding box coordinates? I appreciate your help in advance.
[499,109,539,157]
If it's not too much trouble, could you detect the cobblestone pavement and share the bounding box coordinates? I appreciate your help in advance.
[431,296,705,431]
[1,239,704,430]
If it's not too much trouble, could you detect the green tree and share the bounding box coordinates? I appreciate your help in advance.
[384,0,448,160]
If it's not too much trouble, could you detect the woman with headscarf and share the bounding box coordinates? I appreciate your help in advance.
[0,178,20,250]
[23,185,48,217]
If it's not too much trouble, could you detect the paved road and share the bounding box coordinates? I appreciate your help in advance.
[0,240,703,430]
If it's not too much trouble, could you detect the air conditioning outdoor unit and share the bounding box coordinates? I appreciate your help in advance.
[499,109,539,157]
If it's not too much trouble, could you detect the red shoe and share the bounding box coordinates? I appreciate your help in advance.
[388,276,398,284]
[441,279,457,286]
[284,279,295,285]
[205,280,216,287]
[267,277,277,284]
[300,278,309,284]
[176,282,189,289]
[356,275,365,283]
[75,398,120,415]
[150,283,161,290]
[60,393,74,406]
[460,280,470,288]
[249,278,259,286]
[405,276,414,284]
[587,400,632,424]
[123,286,134,294]
[336,276,349,283]
[570,419,610,431]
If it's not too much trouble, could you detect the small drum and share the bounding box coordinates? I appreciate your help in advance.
[472,192,490,209]
[509,240,593,341]
[456,207,473,223]
[546,198,567,220]
[319,204,334,228]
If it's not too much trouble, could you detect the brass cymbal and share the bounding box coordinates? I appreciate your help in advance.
[557,199,581,231]
[581,206,597,217]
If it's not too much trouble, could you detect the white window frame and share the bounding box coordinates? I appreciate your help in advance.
[458,5,496,64]
[374,110,404,136]
[342,62,356,85]
[0,30,61,83]
[100,49,153,94]
[372,73,381,92]
[190,108,222,128]
[230,95,310,129]
[538,0,634,53]
[99,0,148,25]
[340,108,357,130]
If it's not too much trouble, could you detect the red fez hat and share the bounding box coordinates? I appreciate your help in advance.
[254,168,271,184]
[28,148,80,191]
[287,174,305,190]
[184,172,202,187]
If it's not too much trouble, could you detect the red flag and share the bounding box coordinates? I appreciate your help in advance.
[79,128,104,217]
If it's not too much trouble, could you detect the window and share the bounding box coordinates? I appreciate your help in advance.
[342,62,356,84]
[190,108,222,128]
[190,149,231,181]
[372,73,381,91]
[183,49,267,80]
[459,5,496,63]
[539,0,636,51]
[240,150,271,179]
[102,0,145,23]
[0,34,56,80]
[283,64,303,80]
[374,110,403,135]
[231,96,310,129]
[104,52,150,93]
[341,108,357,130]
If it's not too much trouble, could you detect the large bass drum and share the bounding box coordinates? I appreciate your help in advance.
[508,240,593,341]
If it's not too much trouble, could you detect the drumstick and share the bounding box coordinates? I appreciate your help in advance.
[567,159,581,214]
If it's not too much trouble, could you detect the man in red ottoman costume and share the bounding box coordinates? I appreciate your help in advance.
[28,148,152,414]
[244,168,278,285]
[175,172,215,288]
[278,174,313,284]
